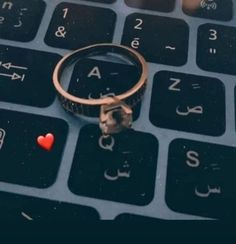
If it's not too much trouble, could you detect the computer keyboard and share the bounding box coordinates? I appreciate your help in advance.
[0,0,236,223]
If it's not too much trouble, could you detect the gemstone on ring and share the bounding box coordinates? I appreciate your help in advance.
[100,98,133,135]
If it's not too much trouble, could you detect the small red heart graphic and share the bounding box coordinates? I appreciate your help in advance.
[37,133,55,151]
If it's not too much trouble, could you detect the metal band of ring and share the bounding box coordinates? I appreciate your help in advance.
[53,43,148,117]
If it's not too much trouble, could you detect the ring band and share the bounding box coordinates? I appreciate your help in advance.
[53,43,148,118]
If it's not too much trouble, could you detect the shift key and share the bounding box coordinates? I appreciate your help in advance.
[0,109,68,188]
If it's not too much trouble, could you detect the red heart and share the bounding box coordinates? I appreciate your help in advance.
[37,133,55,151]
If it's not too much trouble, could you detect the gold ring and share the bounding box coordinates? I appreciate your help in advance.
[53,43,148,134]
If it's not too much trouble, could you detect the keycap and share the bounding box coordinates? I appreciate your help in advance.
[121,13,189,66]
[197,24,236,75]
[68,58,141,118]
[182,0,233,21]
[0,191,99,222]
[0,45,61,107]
[149,71,225,136]
[116,215,234,237]
[68,125,158,206]
[45,3,116,50]
[0,0,46,42]
[166,139,236,219]
[0,109,68,188]
[125,0,175,13]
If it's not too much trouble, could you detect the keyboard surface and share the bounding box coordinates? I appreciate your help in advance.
[0,0,236,223]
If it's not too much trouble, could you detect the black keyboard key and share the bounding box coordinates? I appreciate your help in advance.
[125,0,175,12]
[0,45,61,107]
[45,3,116,50]
[182,0,233,21]
[197,24,236,75]
[68,125,158,206]
[150,71,225,136]
[0,191,99,221]
[0,109,68,188]
[68,58,141,118]
[0,0,45,42]
[166,139,236,219]
[121,13,189,66]
[115,215,235,238]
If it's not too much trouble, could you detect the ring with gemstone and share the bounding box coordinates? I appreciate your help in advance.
[52,43,148,135]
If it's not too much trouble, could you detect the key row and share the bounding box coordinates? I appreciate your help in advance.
[0,0,233,28]
[90,0,235,22]
[122,15,236,75]
[0,109,236,218]
[0,45,228,137]
[126,0,233,21]
[1,1,235,75]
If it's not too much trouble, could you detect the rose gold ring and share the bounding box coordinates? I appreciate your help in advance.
[53,43,148,134]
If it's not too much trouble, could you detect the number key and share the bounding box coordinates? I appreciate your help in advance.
[121,13,189,66]
[197,24,236,75]
[45,3,116,50]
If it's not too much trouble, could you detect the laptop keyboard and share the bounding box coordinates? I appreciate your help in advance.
[0,0,236,221]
